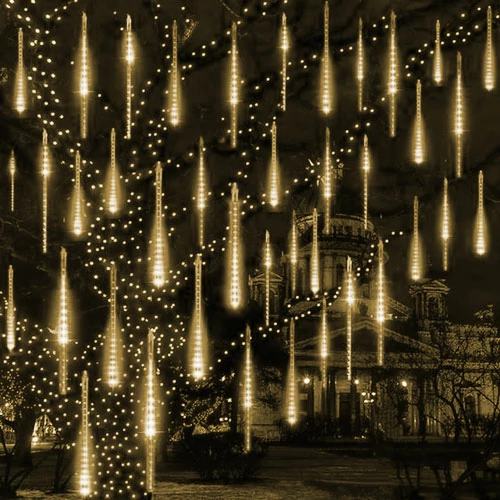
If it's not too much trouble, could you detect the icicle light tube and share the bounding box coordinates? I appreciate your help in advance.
[72,151,84,237]
[58,248,69,394]
[388,11,398,137]
[357,17,364,112]
[106,128,122,215]
[79,12,89,139]
[41,129,50,254]
[310,208,320,294]
[484,6,495,91]
[377,240,385,366]
[79,370,91,497]
[106,262,120,387]
[454,52,464,178]
[287,318,297,425]
[169,20,181,126]
[346,256,354,381]
[362,134,370,230]
[227,183,242,309]
[433,20,443,85]
[243,325,253,453]
[125,14,134,139]
[264,231,272,326]
[230,22,239,148]
[320,297,328,398]
[145,330,157,495]
[6,265,15,352]
[411,196,421,281]
[191,254,206,380]
[413,79,425,165]
[9,151,15,212]
[15,28,26,114]
[290,211,298,297]
[442,178,451,271]
[281,13,289,111]
[475,170,486,256]
[321,1,332,114]
[323,128,332,234]
[268,122,280,207]
[197,137,207,248]
[150,162,168,288]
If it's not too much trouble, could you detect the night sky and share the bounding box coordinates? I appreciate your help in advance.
[0,0,500,333]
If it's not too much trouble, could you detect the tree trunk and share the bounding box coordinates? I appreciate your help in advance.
[14,409,36,467]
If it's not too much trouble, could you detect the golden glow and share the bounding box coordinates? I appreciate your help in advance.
[413,79,425,165]
[106,128,123,215]
[79,12,89,139]
[125,14,134,139]
[264,231,272,326]
[441,178,450,271]
[58,248,69,394]
[323,128,332,234]
[243,325,253,453]
[105,263,121,387]
[287,318,297,425]
[79,371,91,497]
[230,22,239,148]
[15,28,26,114]
[454,52,464,178]
[281,12,289,111]
[9,151,15,212]
[433,20,443,85]
[310,208,320,294]
[411,196,422,281]
[197,137,207,248]
[320,1,333,114]
[41,129,50,254]
[268,122,280,207]
[150,162,168,287]
[6,265,15,352]
[357,17,364,112]
[387,11,398,137]
[475,170,487,256]
[227,183,243,309]
[484,6,495,91]
[377,240,385,366]
[71,151,85,237]
[362,134,370,230]
[168,20,181,126]
[145,330,157,439]
[346,256,354,381]
[190,254,207,380]
[290,211,298,296]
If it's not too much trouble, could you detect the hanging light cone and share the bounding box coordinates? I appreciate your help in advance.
[149,162,169,288]
[58,248,70,395]
[320,1,333,114]
[229,22,239,148]
[79,371,92,497]
[226,183,243,309]
[433,20,443,86]
[243,325,253,453]
[346,256,355,381]
[6,265,15,352]
[376,240,385,366]
[474,170,487,256]
[361,134,371,230]
[125,14,135,139]
[287,318,297,425]
[9,151,15,213]
[441,178,451,271]
[190,254,207,380]
[454,52,465,178]
[196,137,207,249]
[323,128,332,234]
[356,17,365,112]
[105,263,122,387]
[264,231,272,326]
[387,11,398,137]
[410,196,422,281]
[268,122,280,208]
[71,151,86,237]
[290,211,298,297]
[484,6,496,91]
[412,79,426,165]
[79,12,90,139]
[145,329,157,495]
[40,128,50,254]
[105,129,123,215]
[168,20,182,126]
[310,208,320,294]
[280,12,289,111]
[15,28,26,114]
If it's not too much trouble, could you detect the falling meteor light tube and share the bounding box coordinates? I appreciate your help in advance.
[6,265,15,352]
[484,6,495,91]
[227,183,243,309]
[413,79,425,165]
[357,18,364,112]
[320,297,328,413]
[243,325,253,453]
[197,137,207,248]
[106,128,123,215]
[168,20,181,126]
[125,14,134,139]
[264,231,272,326]
[310,208,320,295]
[410,196,422,281]
[441,178,451,271]
[79,370,91,497]
[361,134,370,230]
[79,12,90,139]
[105,262,122,387]
[287,318,297,425]
[377,240,385,366]
[323,128,332,234]
[268,122,280,208]
[281,13,289,111]
[346,256,354,381]
[290,211,298,297]
[9,151,15,212]
[454,52,464,178]
[150,162,168,288]
[320,1,333,114]
[58,248,70,395]
[474,170,487,256]
[387,11,398,138]
[145,329,157,495]
[41,129,50,254]
[433,20,443,86]
[15,28,26,114]
[229,22,239,148]
[190,254,207,380]
[71,151,85,237]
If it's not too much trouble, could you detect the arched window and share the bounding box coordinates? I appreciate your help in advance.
[464,395,476,418]
[336,264,344,287]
